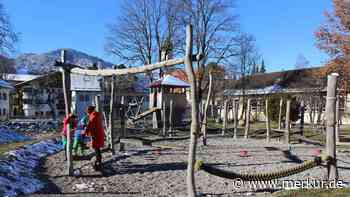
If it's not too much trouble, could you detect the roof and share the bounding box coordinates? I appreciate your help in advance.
[165,69,188,82]
[70,73,102,92]
[5,74,41,82]
[224,85,326,97]
[0,80,14,89]
[229,67,323,90]
[149,75,190,88]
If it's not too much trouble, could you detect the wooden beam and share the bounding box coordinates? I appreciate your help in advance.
[70,58,185,76]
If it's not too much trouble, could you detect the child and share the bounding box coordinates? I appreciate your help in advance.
[61,113,77,159]
[73,115,88,156]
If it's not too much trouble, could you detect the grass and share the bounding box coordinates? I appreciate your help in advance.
[274,188,350,197]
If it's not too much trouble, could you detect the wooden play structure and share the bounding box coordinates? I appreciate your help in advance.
[148,74,190,131]
[55,25,202,176]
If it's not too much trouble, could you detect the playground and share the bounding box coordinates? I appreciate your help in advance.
[1,25,350,197]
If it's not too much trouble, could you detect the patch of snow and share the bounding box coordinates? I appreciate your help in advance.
[0,139,63,197]
[0,127,31,144]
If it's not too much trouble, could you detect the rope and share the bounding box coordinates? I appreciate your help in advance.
[195,154,329,181]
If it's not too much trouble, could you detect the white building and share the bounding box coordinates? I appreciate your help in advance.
[0,80,14,121]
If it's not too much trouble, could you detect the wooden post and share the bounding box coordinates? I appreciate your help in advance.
[299,100,305,138]
[120,96,126,138]
[233,99,238,139]
[109,73,117,155]
[60,50,73,176]
[244,98,251,139]
[94,95,101,112]
[222,100,228,136]
[285,100,291,144]
[336,95,340,143]
[169,99,173,136]
[325,73,338,181]
[278,98,283,130]
[162,99,167,136]
[185,24,198,197]
[265,98,271,142]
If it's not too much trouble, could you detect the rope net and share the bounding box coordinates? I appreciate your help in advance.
[195,155,329,181]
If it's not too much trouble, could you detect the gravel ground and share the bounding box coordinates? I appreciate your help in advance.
[26,136,350,197]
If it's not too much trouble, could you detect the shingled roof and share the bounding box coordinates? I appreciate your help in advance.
[231,67,323,90]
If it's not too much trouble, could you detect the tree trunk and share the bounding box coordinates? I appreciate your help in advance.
[201,71,213,146]
[185,25,199,197]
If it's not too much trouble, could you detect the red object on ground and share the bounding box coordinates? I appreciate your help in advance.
[239,150,248,157]
[154,148,161,156]
[312,149,322,156]
[86,111,105,149]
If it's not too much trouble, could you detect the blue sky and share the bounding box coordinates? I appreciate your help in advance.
[4,0,333,72]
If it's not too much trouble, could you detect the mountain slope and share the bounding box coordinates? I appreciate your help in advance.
[14,48,113,74]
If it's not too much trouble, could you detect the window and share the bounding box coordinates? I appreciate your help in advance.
[79,95,84,102]
[3,109,6,116]
[85,95,90,101]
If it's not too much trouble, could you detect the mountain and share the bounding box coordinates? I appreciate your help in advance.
[14,48,113,74]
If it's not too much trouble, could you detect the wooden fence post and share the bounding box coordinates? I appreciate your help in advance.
[299,100,305,138]
[169,99,173,136]
[265,98,271,142]
[60,50,73,176]
[325,73,338,181]
[244,98,251,139]
[285,99,291,144]
[233,99,238,139]
[278,98,283,130]
[120,96,126,139]
[222,100,228,136]
[336,95,340,143]
[162,99,167,136]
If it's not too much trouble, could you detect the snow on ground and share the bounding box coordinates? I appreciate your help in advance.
[0,139,63,197]
[0,126,31,144]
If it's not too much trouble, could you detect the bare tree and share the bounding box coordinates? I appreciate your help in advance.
[231,33,260,119]
[0,3,18,79]
[177,0,239,101]
[294,53,310,69]
[0,55,15,79]
[0,3,18,56]
[105,0,182,79]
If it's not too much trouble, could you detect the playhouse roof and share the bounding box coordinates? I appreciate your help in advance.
[149,75,190,88]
